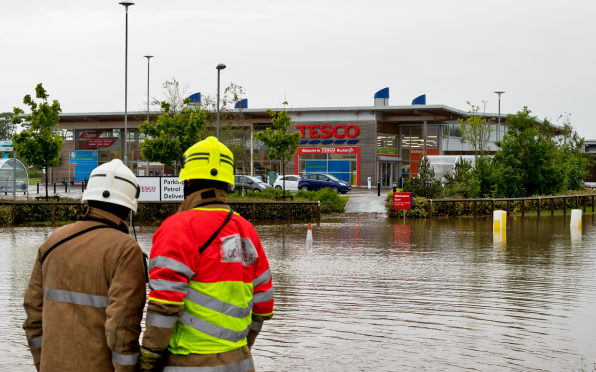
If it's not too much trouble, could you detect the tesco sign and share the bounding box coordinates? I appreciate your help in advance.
[295,124,359,138]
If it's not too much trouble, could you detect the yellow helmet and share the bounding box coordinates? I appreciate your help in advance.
[179,136,235,186]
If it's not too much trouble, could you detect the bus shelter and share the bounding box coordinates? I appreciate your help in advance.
[0,158,29,193]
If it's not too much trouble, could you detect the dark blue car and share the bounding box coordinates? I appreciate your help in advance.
[298,173,352,194]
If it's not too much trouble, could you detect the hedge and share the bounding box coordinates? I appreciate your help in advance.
[385,189,596,219]
[0,188,347,225]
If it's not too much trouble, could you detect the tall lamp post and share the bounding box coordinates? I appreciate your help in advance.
[120,2,134,169]
[216,63,226,139]
[494,91,505,143]
[144,54,153,176]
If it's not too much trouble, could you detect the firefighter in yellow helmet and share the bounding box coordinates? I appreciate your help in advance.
[139,137,274,372]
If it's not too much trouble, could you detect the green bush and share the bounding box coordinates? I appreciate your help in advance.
[0,205,13,225]
[384,190,596,219]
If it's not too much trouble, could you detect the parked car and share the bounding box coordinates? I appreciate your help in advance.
[233,175,272,192]
[298,173,351,193]
[274,175,300,191]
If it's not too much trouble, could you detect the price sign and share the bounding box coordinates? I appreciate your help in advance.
[69,151,77,166]
[393,192,413,210]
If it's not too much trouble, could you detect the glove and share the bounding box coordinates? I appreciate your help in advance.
[138,346,165,372]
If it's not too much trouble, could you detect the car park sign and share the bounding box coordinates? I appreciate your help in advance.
[0,140,13,152]
[393,192,413,210]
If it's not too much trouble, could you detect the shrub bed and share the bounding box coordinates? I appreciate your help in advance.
[385,189,596,219]
[0,188,346,225]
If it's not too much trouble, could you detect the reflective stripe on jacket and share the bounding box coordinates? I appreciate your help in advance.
[144,190,274,356]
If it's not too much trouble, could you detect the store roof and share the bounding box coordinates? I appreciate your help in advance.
[49,105,508,123]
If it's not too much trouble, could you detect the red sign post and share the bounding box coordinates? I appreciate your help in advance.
[393,192,413,210]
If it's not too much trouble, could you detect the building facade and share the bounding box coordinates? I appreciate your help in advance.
[47,104,508,188]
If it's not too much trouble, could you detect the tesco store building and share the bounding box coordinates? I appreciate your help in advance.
[49,90,508,188]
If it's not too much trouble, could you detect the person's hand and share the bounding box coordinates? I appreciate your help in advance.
[138,347,164,372]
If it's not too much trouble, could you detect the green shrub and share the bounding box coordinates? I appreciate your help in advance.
[0,205,13,225]
[384,190,596,219]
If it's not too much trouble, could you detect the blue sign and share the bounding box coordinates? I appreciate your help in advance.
[74,150,98,182]
[69,151,77,165]
[2,153,7,159]
[305,160,327,173]
[75,151,98,162]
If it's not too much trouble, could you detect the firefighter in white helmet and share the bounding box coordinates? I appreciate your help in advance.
[23,159,147,372]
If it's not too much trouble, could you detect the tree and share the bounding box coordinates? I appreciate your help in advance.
[139,100,207,175]
[253,109,302,196]
[11,84,64,199]
[491,107,563,197]
[222,83,251,177]
[458,101,496,156]
[0,112,14,140]
[403,155,443,198]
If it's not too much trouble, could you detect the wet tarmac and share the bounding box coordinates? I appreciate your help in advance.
[1,215,596,371]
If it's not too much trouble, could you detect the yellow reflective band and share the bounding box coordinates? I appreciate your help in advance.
[149,297,184,306]
[252,312,273,317]
[191,207,239,215]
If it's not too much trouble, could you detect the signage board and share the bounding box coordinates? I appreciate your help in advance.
[297,147,357,155]
[393,192,413,210]
[378,147,398,156]
[0,140,12,146]
[295,124,359,138]
[161,177,184,201]
[69,151,77,166]
[137,177,161,202]
[2,153,7,159]
[137,176,183,201]
[0,147,13,152]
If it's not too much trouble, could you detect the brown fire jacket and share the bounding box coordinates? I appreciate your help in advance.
[23,206,147,372]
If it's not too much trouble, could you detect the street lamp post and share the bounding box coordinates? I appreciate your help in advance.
[216,63,226,139]
[494,91,505,143]
[120,2,134,169]
[144,55,153,176]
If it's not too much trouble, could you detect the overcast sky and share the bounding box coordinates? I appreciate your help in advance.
[2,0,595,137]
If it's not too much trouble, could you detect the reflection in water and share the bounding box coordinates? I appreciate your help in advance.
[1,216,596,371]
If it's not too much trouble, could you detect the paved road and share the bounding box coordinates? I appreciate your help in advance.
[344,193,387,213]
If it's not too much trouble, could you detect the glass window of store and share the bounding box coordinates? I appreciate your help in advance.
[297,153,357,184]
[400,124,441,181]
[74,128,150,178]
[377,134,399,156]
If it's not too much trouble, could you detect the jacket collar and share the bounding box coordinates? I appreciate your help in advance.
[80,206,129,234]
[178,188,229,213]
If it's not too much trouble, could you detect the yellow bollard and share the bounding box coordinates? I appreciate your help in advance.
[493,210,506,233]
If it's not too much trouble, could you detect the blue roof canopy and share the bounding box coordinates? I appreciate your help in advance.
[234,99,248,109]
[412,94,426,105]
[374,88,389,99]
[188,92,201,103]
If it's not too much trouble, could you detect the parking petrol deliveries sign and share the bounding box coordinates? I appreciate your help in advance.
[393,192,413,210]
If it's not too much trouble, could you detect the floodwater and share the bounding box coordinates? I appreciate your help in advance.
[1,215,596,371]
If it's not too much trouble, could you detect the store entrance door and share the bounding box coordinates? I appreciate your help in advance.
[379,162,398,188]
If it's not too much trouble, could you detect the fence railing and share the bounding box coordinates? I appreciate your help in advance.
[427,194,596,219]
[0,200,321,225]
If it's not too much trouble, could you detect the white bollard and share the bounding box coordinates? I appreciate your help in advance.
[570,209,582,229]
[493,210,506,233]
[306,223,313,242]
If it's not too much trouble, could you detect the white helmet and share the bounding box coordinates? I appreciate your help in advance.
[82,159,140,212]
